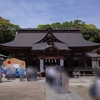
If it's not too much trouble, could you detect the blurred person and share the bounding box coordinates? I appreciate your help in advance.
[45,66,49,83]
[6,65,12,80]
[46,66,56,86]
[1,67,7,78]
[19,65,25,81]
[61,67,70,93]
[15,68,20,78]
[24,69,26,78]
[10,66,16,79]
[32,67,38,81]
[26,66,38,81]
[89,69,100,100]
[55,66,62,93]
[26,66,33,81]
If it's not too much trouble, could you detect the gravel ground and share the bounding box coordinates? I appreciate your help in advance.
[70,85,93,100]
[0,76,95,100]
[69,76,95,100]
[0,78,46,100]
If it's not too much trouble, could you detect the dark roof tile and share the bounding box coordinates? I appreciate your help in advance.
[85,52,100,58]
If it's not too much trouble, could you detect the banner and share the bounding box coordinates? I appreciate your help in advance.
[60,59,64,67]
[40,59,44,72]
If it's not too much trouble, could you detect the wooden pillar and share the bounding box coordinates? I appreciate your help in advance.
[26,57,33,66]
[78,57,85,66]
[67,57,73,67]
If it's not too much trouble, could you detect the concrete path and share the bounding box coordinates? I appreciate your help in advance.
[45,83,83,100]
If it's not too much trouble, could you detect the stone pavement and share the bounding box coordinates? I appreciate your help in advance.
[45,83,83,100]
[45,76,95,100]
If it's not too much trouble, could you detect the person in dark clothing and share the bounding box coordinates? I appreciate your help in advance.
[26,66,38,81]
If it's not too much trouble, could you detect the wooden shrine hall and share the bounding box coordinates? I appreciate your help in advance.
[0,28,100,76]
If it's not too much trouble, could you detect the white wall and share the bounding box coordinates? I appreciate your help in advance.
[92,59,99,68]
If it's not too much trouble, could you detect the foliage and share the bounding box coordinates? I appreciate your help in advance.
[0,16,20,55]
[37,20,100,43]
[0,16,20,43]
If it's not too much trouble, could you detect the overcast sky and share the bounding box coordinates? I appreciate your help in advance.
[0,0,100,28]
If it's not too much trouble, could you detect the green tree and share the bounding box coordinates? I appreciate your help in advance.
[51,22,62,28]
[0,16,20,55]
[0,16,19,43]
[37,20,100,43]
[81,24,100,43]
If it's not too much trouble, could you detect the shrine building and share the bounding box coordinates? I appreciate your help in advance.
[0,28,100,76]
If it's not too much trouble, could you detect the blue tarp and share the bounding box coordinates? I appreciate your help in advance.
[1,67,26,77]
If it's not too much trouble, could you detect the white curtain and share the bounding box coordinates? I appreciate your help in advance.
[40,59,44,72]
[60,59,64,67]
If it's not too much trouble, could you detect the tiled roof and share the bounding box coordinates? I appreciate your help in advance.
[0,28,100,50]
[85,52,100,58]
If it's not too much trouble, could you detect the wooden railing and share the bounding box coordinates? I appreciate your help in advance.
[67,66,93,71]
[66,67,100,76]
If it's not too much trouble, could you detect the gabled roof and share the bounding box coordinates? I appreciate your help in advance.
[32,43,51,50]
[54,42,70,50]
[53,32,100,47]
[0,32,46,47]
[0,28,100,50]
[32,42,70,50]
